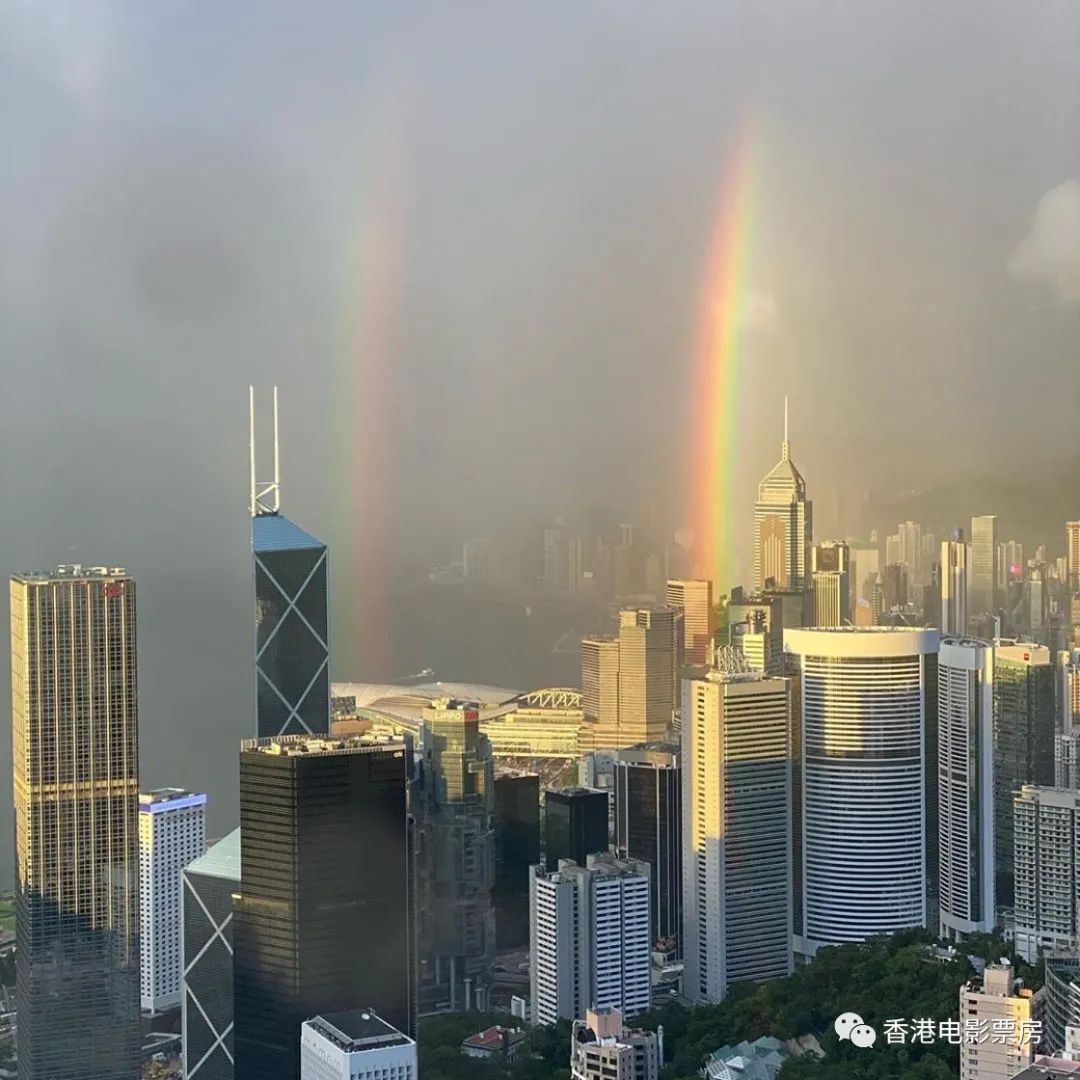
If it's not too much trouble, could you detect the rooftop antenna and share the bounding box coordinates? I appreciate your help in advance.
[249,385,281,517]
[782,395,790,461]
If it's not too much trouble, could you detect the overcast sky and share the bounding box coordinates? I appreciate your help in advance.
[0,2,1078,836]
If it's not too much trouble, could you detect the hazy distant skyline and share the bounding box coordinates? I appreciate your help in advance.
[1,2,1078,842]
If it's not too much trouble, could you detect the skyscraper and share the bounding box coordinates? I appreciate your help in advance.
[545,787,608,871]
[1057,650,1080,789]
[414,700,495,1012]
[898,521,923,583]
[140,788,207,1014]
[11,565,141,1080]
[233,734,415,1080]
[808,570,848,628]
[182,829,241,1080]
[994,642,1055,905]
[941,530,969,635]
[784,627,940,958]
[665,579,714,667]
[937,639,995,940]
[492,774,541,949]
[529,854,651,1025]
[1068,521,1080,594]
[250,387,330,738]
[613,746,681,949]
[616,608,676,747]
[753,404,812,593]
[970,514,999,620]
[682,661,792,1001]
[581,637,620,742]
[1013,786,1080,962]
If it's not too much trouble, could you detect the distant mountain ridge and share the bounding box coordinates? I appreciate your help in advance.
[861,453,1080,555]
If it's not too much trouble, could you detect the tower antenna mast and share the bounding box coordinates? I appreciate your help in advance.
[249,385,281,516]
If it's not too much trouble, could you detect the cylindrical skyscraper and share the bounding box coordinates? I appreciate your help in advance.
[785,626,940,959]
[937,638,995,940]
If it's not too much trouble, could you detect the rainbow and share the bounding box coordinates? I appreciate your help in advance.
[336,94,409,678]
[689,121,761,592]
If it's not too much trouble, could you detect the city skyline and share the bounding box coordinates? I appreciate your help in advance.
[3,5,1080,1077]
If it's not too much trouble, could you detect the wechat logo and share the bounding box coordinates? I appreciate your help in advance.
[835,1012,877,1049]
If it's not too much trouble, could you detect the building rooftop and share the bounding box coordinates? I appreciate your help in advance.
[307,1009,412,1053]
[704,1036,787,1080]
[463,1026,526,1053]
[547,786,606,799]
[14,564,128,583]
[251,512,324,554]
[544,853,648,882]
[139,789,206,814]
[240,733,408,758]
[184,828,241,882]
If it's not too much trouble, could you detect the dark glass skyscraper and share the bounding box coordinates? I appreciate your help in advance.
[252,513,329,737]
[182,829,241,1080]
[233,734,415,1080]
[414,700,495,1012]
[10,566,141,1080]
[993,642,1055,905]
[613,745,682,949]
[492,774,541,948]
[544,787,608,871]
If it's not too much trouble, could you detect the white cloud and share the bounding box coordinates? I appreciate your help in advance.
[1009,179,1080,306]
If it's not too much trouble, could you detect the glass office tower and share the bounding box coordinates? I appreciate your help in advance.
[252,513,329,737]
[10,566,141,1080]
[233,734,415,1080]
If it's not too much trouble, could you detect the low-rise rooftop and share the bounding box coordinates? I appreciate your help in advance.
[306,1009,412,1053]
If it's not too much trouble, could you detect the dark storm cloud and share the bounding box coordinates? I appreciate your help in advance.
[0,0,1078,844]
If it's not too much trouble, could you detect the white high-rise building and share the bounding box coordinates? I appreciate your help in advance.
[938,639,995,939]
[941,531,968,635]
[301,1009,416,1080]
[682,662,792,1002]
[529,853,651,1026]
[1013,786,1080,962]
[784,627,941,958]
[139,788,207,1014]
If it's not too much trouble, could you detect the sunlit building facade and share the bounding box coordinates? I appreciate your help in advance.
[665,579,714,667]
[785,627,940,958]
[682,664,792,1001]
[937,639,995,940]
[941,531,968,636]
[139,788,207,1014]
[753,423,812,593]
[11,566,141,1080]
